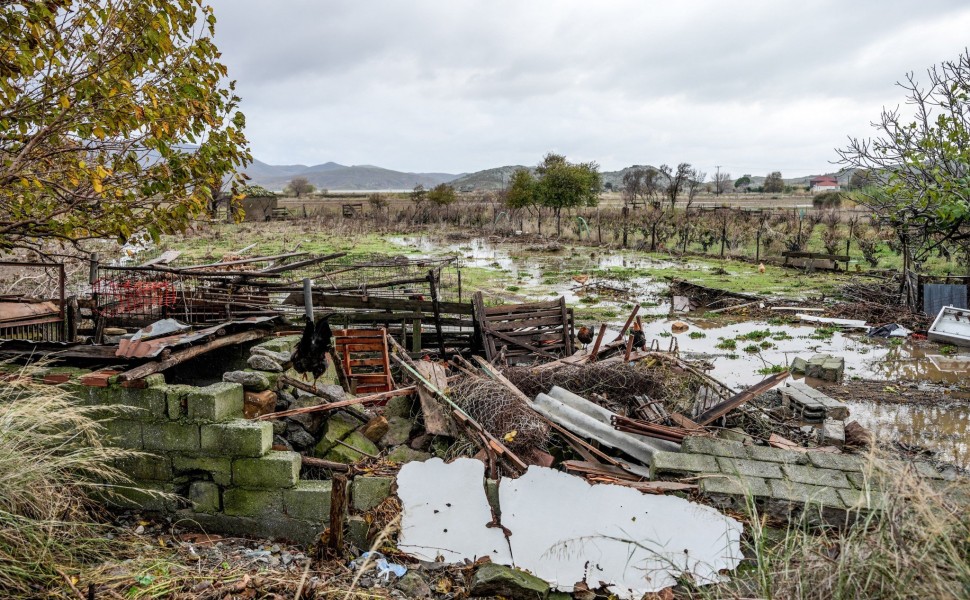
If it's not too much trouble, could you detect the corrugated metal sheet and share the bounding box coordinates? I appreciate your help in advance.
[116,316,279,358]
[924,284,968,317]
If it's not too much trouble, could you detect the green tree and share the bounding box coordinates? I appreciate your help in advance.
[426,183,457,206]
[409,184,427,206]
[0,0,250,252]
[535,153,601,235]
[838,50,970,273]
[763,171,785,193]
[285,176,315,197]
[734,175,751,189]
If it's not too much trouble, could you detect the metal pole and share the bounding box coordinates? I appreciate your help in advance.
[303,278,314,320]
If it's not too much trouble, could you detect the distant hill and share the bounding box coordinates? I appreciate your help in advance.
[448,165,531,191]
[242,158,461,191]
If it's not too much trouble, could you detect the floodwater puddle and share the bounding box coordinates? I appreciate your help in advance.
[390,234,970,468]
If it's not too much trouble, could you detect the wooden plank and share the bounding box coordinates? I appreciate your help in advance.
[298,293,473,315]
[348,358,387,367]
[694,370,789,426]
[668,413,705,431]
[560,297,574,355]
[483,299,562,315]
[486,314,567,331]
[485,308,563,322]
[415,361,459,437]
[487,328,560,360]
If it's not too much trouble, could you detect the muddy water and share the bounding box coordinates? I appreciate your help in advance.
[391,235,970,467]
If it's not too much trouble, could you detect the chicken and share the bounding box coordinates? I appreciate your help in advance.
[291,314,333,380]
[572,274,590,285]
[758,263,766,273]
[577,325,595,349]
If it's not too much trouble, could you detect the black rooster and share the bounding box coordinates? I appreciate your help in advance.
[291,315,333,380]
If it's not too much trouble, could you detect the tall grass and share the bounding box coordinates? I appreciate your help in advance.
[706,454,970,599]
[0,365,136,596]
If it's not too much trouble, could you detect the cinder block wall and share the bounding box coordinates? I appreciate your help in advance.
[45,335,395,545]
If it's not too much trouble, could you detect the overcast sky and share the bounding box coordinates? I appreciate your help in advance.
[207,0,970,178]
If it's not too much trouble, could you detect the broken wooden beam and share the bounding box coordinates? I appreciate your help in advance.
[693,370,789,426]
[115,330,268,382]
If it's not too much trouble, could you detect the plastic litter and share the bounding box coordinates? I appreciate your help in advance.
[868,323,912,338]
[349,551,407,581]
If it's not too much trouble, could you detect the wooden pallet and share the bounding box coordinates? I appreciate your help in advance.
[472,293,574,364]
[333,328,394,395]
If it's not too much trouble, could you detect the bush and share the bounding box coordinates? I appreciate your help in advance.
[0,365,138,594]
[812,191,843,209]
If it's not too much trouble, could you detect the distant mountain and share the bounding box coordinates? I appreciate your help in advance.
[242,158,461,191]
[448,165,531,191]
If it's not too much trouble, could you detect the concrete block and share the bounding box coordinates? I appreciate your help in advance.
[790,356,808,373]
[248,354,283,372]
[201,420,272,457]
[232,451,301,489]
[912,461,946,480]
[313,412,360,456]
[87,385,168,420]
[351,476,394,512]
[175,509,323,544]
[716,457,784,479]
[699,474,772,498]
[107,480,178,512]
[164,384,196,420]
[189,481,221,514]
[805,452,865,472]
[102,418,144,449]
[846,471,869,489]
[255,335,301,354]
[187,382,244,422]
[386,446,432,464]
[470,563,550,600]
[838,487,886,511]
[116,454,172,481]
[224,370,271,391]
[223,488,284,518]
[383,395,415,419]
[782,464,852,489]
[650,451,718,478]
[769,479,844,508]
[744,445,808,465]
[379,416,413,447]
[321,431,378,464]
[680,436,747,458]
[172,455,232,486]
[143,421,201,453]
[822,419,845,447]
[346,515,371,549]
[284,480,332,522]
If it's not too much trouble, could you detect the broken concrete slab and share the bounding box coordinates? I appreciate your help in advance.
[470,563,550,599]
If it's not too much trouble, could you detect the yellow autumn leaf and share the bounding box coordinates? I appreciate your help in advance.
[59,95,70,109]
[503,430,517,443]
[92,178,103,194]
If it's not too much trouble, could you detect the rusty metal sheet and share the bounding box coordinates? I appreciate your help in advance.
[115,315,279,359]
[0,301,59,323]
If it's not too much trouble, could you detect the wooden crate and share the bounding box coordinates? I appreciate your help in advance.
[333,328,394,395]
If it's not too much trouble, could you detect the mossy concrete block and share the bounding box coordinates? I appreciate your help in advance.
[383,395,414,419]
[313,412,362,457]
[108,481,177,512]
[233,451,301,489]
[470,563,550,599]
[699,474,772,498]
[681,436,747,458]
[379,416,413,447]
[782,464,851,489]
[175,509,322,545]
[201,420,272,457]
[805,452,865,472]
[164,384,197,420]
[143,421,200,453]
[223,488,284,518]
[386,446,431,464]
[283,480,332,522]
[323,431,378,464]
[790,356,808,374]
[346,515,371,549]
[838,487,886,511]
[769,479,844,508]
[86,385,168,421]
[224,370,271,391]
[102,418,144,449]
[189,481,221,514]
[351,476,394,512]
[116,454,172,481]
[187,382,244,422]
[716,457,784,479]
[255,335,301,354]
[173,455,232,486]
[912,461,945,480]
[650,451,718,478]
[745,445,808,465]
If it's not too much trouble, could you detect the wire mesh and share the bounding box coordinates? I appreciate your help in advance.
[0,262,66,341]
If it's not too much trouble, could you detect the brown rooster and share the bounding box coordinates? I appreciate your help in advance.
[577,325,594,349]
[631,320,647,350]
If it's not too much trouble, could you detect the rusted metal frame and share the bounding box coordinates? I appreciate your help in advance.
[115,329,268,381]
